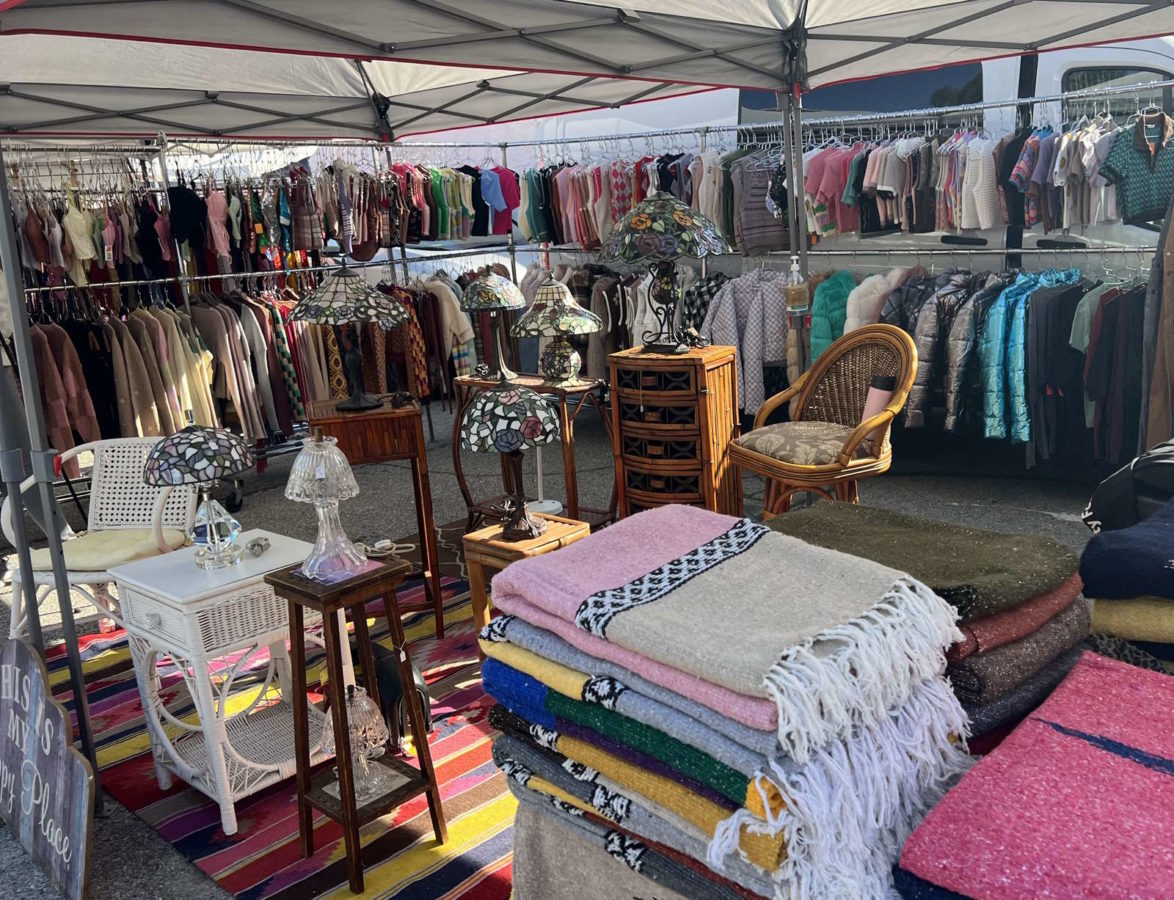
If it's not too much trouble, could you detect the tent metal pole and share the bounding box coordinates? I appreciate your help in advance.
[501,143,518,284]
[0,437,44,655]
[780,92,799,266]
[155,136,191,313]
[789,85,809,276]
[0,143,104,811]
[698,127,709,280]
[385,146,410,281]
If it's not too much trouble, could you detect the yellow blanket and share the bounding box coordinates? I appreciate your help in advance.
[1091,597,1174,643]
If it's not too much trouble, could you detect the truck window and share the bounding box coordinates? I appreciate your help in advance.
[1061,68,1171,121]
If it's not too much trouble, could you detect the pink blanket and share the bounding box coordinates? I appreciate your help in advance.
[900,652,1174,898]
[491,506,775,730]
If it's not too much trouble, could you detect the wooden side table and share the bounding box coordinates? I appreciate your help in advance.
[266,560,447,895]
[463,513,590,658]
[452,374,617,532]
[306,396,445,638]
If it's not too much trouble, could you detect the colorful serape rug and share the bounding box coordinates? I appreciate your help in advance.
[39,523,515,900]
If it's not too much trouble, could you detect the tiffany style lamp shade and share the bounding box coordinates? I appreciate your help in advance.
[460,273,526,381]
[599,191,729,354]
[510,280,602,386]
[460,383,560,539]
[290,265,410,410]
[143,423,255,569]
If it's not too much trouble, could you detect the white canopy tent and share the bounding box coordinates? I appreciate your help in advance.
[1,0,1172,800]
[1,1,1172,139]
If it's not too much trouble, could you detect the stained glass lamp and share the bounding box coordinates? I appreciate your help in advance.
[284,428,366,582]
[510,280,602,386]
[460,273,526,381]
[290,265,410,410]
[460,383,560,540]
[599,192,729,354]
[143,423,255,569]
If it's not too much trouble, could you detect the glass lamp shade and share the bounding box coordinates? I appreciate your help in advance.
[510,280,602,337]
[461,273,526,380]
[288,266,410,331]
[459,273,526,312]
[599,191,730,264]
[459,384,560,454]
[143,425,254,570]
[285,434,366,582]
[511,280,602,385]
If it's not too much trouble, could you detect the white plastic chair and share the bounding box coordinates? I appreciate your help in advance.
[2,437,199,639]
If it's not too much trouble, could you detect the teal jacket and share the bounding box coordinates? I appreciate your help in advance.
[810,271,858,362]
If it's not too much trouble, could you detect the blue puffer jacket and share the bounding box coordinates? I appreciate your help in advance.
[1007,268,1080,443]
[980,270,1080,440]
[978,275,1032,439]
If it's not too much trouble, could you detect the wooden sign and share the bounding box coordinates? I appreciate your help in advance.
[0,639,94,900]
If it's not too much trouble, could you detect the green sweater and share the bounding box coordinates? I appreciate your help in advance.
[809,270,857,361]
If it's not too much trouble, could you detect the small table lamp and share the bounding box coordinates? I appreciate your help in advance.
[599,191,729,354]
[510,280,602,386]
[460,383,560,540]
[290,265,410,411]
[285,427,366,582]
[460,273,526,381]
[143,423,255,570]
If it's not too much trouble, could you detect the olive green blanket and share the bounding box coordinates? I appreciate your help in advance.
[767,502,1078,621]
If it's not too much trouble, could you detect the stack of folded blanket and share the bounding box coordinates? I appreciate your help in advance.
[482,505,970,899]
[769,503,1090,744]
[1080,496,1174,674]
[895,651,1174,897]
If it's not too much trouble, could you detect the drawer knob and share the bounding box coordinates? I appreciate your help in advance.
[144,612,162,629]
[647,443,664,456]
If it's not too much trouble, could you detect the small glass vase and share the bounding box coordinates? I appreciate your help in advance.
[191,490,243,570]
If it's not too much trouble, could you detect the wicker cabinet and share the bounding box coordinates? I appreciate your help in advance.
[609,345,743,517]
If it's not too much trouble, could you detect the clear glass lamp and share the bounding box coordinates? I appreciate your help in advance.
[320,684,395,803]
[143,420,255,570]
[284,427,367,582]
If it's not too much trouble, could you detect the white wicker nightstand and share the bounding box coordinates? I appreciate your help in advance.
[109,529,330,835]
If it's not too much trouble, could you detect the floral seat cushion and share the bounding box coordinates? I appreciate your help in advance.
[734,421,873,466]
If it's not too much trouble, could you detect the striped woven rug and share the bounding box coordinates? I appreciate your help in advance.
[43,532,515,899]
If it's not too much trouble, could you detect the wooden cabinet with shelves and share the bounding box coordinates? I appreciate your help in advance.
[608,345,742,517]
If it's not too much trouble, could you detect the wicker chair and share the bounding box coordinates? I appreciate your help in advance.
[2,438,198,639]
[730,324,917,514]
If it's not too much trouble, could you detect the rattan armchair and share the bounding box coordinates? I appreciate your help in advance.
[730,324,917,514]
[2,438,198,639]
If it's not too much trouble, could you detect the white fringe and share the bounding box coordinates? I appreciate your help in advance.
[706,676,972,900]
[761,576,963,763]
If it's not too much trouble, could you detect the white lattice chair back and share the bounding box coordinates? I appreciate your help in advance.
[87,438,198,533]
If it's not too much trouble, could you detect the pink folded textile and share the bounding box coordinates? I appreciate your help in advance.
[491,505,780,731]
[946,574,1084,662]
[900,652,1174,898]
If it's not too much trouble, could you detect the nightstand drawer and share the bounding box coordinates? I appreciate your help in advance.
[614,365,695,398]
[621,433,701,464]
[619,399,698,430]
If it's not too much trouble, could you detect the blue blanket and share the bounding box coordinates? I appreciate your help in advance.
[1079,496,1174,600]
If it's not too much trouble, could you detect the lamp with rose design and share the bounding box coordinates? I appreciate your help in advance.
[599,191,729,354]
[459,382,560,540]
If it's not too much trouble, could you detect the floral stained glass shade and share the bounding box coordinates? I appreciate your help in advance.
[460,385,560,454]
[600,191,730,264]
[460,273,526,312]
[289,266,410,330]
[143,425,255,486]
[511,280,602,337]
